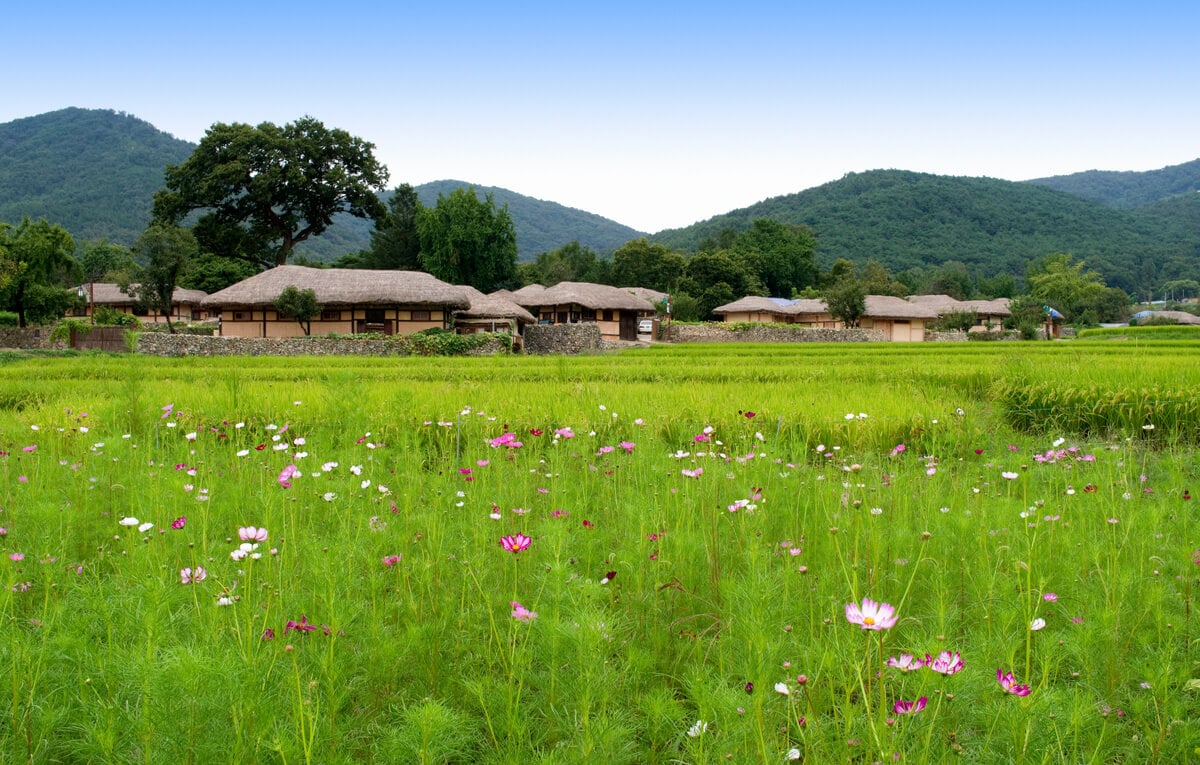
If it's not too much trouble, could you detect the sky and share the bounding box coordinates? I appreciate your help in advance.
[5,1,1198,233]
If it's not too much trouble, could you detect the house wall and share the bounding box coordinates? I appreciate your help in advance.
[533,303,626,340]
[216,306,448,338]
[860,318,927,342]
[76,304,208,323]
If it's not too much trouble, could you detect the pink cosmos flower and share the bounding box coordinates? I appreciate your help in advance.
[619,441,635,453]
[891,443,906,457]
[893,697,927,715]
[554,427,574,439]
[381,555,401,566]
[681,468,704,479]
[161,403,174,419]
[927,651,964,675]
[239,526,268,543]
[21,445,36,453]
[277,464,298,488]
[1043,593,1058,602]
[172,517,187,529]
[500,533,531,553]
[489,432,523,449]
[845,597,898,630]
[996,668,1031,696]
[510,601,537,622]
[9,552,24,562]
[886,654,925,672]
[180,566,207,584]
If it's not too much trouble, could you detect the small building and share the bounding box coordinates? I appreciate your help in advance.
[510,282,655,341]
[201,266,471,338]
[907,294,1011,329]
[454,288,536,347]
[712,294,939,341]
[70,283,210,323]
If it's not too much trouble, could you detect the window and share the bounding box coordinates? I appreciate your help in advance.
[321,310,341,321]
[233,311,250,322]
[411,310,431,321]
[581,310,596,321]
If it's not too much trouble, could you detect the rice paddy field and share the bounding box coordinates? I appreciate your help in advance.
[1,340,1199,764]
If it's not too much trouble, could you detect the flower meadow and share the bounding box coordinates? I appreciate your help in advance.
[1,343,1198,763]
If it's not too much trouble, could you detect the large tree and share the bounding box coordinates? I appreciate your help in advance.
[1027,253,1128,324]
[0,217,78,326]
[153,117,389,268]
[611,239,685,293]
[361,183,423,270]
[124,224,198,333]
[731,219,818,297]
[416,188,518,292]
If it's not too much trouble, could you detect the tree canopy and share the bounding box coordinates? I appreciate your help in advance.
[416,188,518,293]
[153,117,388,268]
[0,217,78,326]
[274,285,321,336]
[125,223,198,333]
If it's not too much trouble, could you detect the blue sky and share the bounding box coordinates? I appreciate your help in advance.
[5,1,1198,233]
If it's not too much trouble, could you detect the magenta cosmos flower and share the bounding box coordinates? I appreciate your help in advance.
[510,601,537,622]
[500,533,531,553]
[845,597,898,630]
[893,696,927,715]
[886,653,924,672]
[996,668,1031,696]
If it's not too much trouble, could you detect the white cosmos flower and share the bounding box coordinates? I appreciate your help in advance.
[686,720,707,737]
[138,522,154,533]
[1030,618,1046,631]
[774,682,790,696]
[118,517,139,526]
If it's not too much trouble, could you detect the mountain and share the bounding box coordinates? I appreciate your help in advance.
[1026,159,1200,209]
[293,180,646,262]
[0,107,194,243]
[651,169,1200,296]
[0,108,644,262]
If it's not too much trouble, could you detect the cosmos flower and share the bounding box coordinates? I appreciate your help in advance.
[927,651,964,675]
[686,720,708,738]
[180,566,207,584]
[886,653,925,672]
[845,597,898,630]
[285,615,319,633]
[500,533,531,553]
[510,601,537,622]
[996,668,1031,696]
[893,696,927,715]
[239,526,268,543]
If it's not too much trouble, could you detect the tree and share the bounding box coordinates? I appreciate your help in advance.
[416,188,518,292]
[153,117,389,268]
[1026,253,1128,324]
[274,285,321,336]
[732,219,818,297]
[823,278,866,328]
[181,251,260,294]
[611,239,685,293]
[0,217,78,326]
[522,241,610,286]
[364,183,423,270]
[126,224,198,333]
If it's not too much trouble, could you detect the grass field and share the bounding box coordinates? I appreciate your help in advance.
[1,341,1198,763]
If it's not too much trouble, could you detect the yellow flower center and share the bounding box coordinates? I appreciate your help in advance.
[863,617,875,626]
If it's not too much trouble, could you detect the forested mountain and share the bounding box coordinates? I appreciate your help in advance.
[0,109,644,262]
[292,180,646,262]
[0,108,194,243]
[1027,159,1200,209]
[651,170,1200,296]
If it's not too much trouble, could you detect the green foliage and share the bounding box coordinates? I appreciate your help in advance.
[361,183,423,270]
[154,116,389,268]
[521,240,612,286]
[49,318,91,344]
[1026,253,1129,324]
[650,169,1200,298]
[933,309,979,332]
[180,250,260,294]
[729,218,818,296]
[1027,157,1200,209]
[611,238,685,292]
[822,278,866,327]
[0,311,16,327]
[416,187,518,292]
[0,217,78,326]
[91,305,142,328]
[0,108,194,244]
[127,223,198,333]
[273,285,321,336]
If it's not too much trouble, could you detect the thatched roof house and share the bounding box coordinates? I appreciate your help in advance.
[908,294,1011,327]
[454,288,536,345]
[510,281,655,341]
[202,265,471,338]
[70,282,210,323]
[713,294,940,341]
[713,296,830,324]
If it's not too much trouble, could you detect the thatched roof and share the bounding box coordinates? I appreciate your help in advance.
[907,294,1011,318]
[76,283,208,305]
[455,287,536,324]
[713,296,829,316]
[201,266,471,309]
[511,281,654,312]
[623,286,669,305]
[864,295,940,319]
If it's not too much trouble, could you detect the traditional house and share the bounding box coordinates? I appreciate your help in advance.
[70,283,210,323]
[454,287,536,346]
[712,296,833,325]
[510,282,655,341]
[201,266,470,338]
[907,294,1011,329]
[712,294,939,341]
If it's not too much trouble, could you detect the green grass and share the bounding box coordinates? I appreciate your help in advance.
[1,343,1198,763]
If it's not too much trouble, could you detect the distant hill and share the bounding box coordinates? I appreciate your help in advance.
[293,180,646,262]
[1026,159,1200,209]
[651,170,1200,296]
[0,107,194,243]
[0,108,643,261]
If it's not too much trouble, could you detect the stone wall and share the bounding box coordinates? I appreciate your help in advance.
[0,327,62,350]
[136,333,509,357]
[666,323,886,343]
[523,324,603,355]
